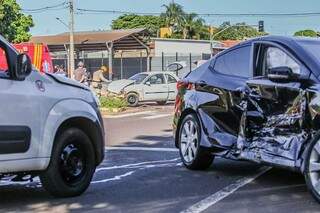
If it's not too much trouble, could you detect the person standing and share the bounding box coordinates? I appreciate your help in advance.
[54,65,60,73]
[92,66,109,86]
[55,65,67,77]
[73,61,87,83]
[91,65,110,95]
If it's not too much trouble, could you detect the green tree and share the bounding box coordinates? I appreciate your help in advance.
[161,3,210,40]
[213,22,265,40]
[111,14,165,37]
[294,29,318,37]
[181,13,204,39]
[161,2,184,30]
[111,2,211,40]
[0,0,34,43]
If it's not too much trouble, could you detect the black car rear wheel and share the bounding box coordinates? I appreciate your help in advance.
[178,113,214,170]
[40,128,96,197]
[304,133,320,203]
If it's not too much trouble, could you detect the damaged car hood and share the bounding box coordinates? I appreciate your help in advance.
[107,79,135,94]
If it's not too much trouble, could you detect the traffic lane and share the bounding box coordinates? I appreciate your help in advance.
[204,168,319,213]
[104,112,174,148]
[0,150,262,213]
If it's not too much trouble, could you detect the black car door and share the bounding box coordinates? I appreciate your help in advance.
[197,45,252,148]
[241,42,310,166]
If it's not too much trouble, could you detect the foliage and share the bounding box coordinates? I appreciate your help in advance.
[181,13,206,39]
[161,3,184,29]
[0,0,34,43]
[160,3,210,40]
[294,29,318,37]
[213,22,266,40]
[99,96,127,109]
[111,2,211,40]
[111,14,165,37]
[111,2,267,41]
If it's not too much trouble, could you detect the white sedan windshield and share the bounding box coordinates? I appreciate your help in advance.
[129,73,148,84]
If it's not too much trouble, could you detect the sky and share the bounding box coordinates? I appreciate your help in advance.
[16,0,320,36]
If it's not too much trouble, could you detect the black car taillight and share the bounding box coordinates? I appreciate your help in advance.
[177,80,194,90]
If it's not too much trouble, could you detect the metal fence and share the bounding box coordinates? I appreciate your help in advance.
[151,53,211,78]
[52,51,210,80]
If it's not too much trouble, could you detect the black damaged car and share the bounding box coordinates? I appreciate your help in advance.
[173,35,320,202]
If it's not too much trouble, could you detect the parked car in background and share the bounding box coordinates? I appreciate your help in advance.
[0,35,104,198]
[108,71,179,106]
[173,35,320,203]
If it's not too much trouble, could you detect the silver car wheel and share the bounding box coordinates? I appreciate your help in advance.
[309,140,320,194]
[180,119,198,163]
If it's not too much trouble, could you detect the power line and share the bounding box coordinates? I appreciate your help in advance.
[23,7,69,14]
[21,3,320,17]
[22,1,68,12]
[76,8,320,17]
[76,8,160,16]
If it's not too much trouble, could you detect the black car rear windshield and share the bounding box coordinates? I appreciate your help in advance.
[298,41,320,62]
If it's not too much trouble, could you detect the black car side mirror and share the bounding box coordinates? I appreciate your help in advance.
[15,53,32,80]
[267,66,298,82]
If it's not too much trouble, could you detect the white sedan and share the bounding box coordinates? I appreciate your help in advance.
[107,71,179,106]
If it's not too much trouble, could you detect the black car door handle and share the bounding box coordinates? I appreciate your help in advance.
[196,80,207,87]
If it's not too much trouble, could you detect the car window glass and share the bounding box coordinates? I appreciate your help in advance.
[265,47,300,74]
[147,74,165,85]
[0,47,9,72]
[214,45,251,78]
[129,73,148,84]
[167,64,179,72]
[166,74,177,83]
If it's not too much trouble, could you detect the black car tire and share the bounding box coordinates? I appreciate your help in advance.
[40,128,96,197]
[127,93,139,107]
[304,132,320,203]
[178,113,214,170]
[156,101,167,105]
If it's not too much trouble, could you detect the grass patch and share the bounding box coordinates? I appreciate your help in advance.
[99,96,127,110]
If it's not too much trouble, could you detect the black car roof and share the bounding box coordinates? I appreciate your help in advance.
[231,35,320,48]
[215,36,320,78]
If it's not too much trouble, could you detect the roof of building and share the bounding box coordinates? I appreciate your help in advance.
[152,37,211,43]
[221,40,241,48]
[31,28,150,52]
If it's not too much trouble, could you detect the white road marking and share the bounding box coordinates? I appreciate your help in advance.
[103,111,155,118]
[93,158,180,184]
[181,167,271,213]
[0,177,41,188]
[105,146,178,152]
[91,171,135,184]
[96,158,180,172]
[0,158,180,187]
[142,114,172,120]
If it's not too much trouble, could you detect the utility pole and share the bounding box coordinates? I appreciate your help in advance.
[69,0,75,79]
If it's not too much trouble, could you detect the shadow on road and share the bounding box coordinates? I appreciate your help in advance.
[0,157,263,212]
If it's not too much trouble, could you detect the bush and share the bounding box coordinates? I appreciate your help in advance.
[99,96,127,109]
[294,29,318,37]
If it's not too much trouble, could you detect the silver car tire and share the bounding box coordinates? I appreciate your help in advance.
[178,113,214,170]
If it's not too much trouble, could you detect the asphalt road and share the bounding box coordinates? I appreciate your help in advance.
[1,104,320,212]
